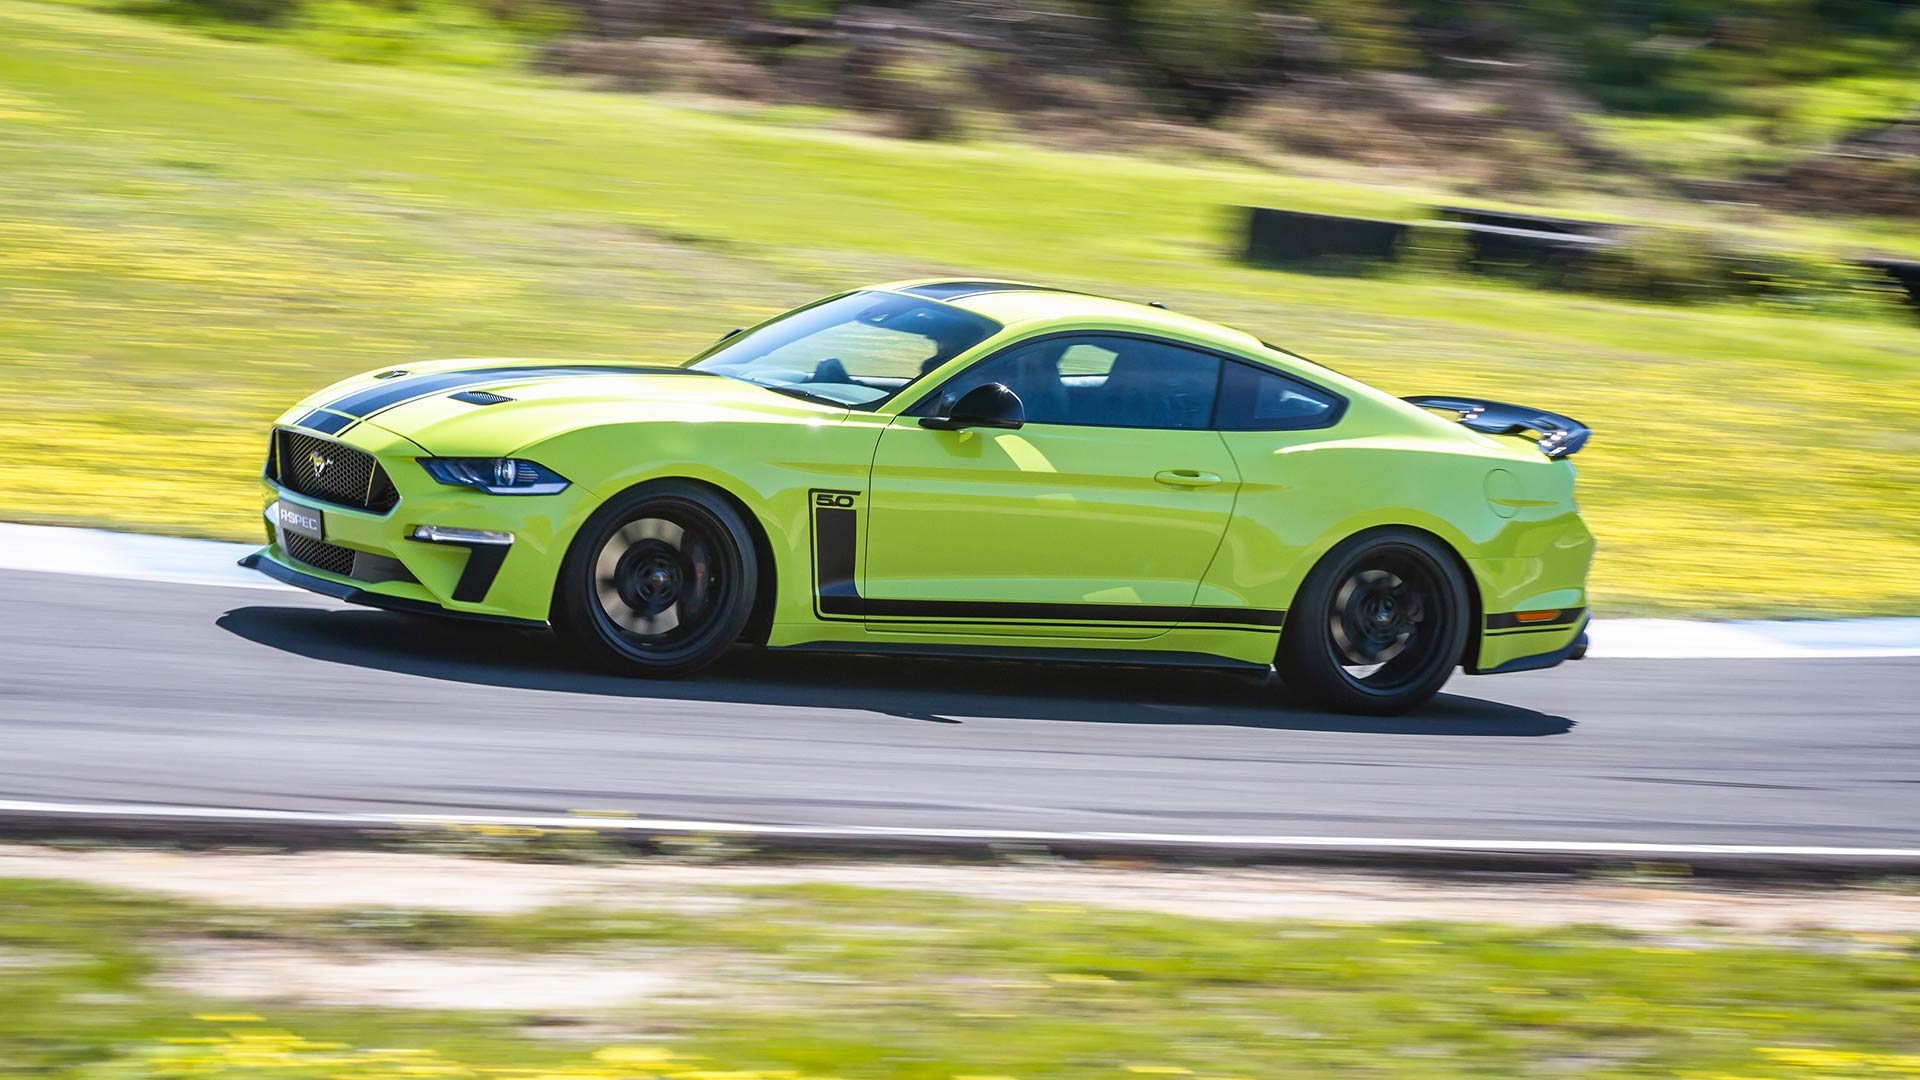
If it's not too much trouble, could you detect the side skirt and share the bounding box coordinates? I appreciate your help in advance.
[772,639,1271,671]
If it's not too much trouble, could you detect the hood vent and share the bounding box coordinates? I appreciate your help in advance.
[449,390,514,405]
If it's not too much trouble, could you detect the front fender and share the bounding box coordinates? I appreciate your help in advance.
[516,417,887,628]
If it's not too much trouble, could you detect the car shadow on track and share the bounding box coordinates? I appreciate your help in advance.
[217,605,1575,736]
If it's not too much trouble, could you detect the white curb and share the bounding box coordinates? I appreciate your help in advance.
[0,797,1916,861]
[0,521,283,591]
[1593,617,1920,659]
[2,522,1917,658]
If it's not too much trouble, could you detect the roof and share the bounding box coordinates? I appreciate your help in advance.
[873,278,1266,355]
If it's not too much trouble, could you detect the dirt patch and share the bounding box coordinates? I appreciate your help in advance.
[160,938,685,1012]
[1,845,1914,932]
[0,945,67,970]
[0,847,744,915]
[722,862,1920,933]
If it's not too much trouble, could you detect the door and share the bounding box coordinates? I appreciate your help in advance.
[858,334,1241,639]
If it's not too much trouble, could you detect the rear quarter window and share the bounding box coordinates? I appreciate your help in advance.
[1214,362,1345,431]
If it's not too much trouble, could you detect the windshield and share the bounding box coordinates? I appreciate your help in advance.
[688,291,1000,408]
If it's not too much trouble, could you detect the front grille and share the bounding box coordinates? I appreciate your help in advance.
[271,429,399,513]
[284,533,356,577]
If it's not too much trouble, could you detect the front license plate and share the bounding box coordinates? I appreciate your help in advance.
[276,499,325,542]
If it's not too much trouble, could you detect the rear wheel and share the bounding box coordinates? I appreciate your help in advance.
[554,481,758,678]
[1276,528,1470,715]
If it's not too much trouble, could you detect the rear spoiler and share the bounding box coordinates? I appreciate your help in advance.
[1406,396,1592,459]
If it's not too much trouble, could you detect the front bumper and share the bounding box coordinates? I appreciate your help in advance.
[251,428,598,623]
[239,550,546,628]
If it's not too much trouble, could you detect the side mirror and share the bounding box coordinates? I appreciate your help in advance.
[920,382,1025,431]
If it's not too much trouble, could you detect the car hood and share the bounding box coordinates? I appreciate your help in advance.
[277,359,848,455]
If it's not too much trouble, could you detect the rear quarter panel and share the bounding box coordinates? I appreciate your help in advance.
[1204,396,1593,670]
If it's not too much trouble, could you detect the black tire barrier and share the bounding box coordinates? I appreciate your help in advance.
[1241,205,1409,267]
[1240,205,1615,274]
[1240,203,1913,314]
[1861,258,1920,308]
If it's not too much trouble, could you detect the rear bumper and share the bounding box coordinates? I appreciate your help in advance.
[239,549,546,628]
[1466,615,1590,675]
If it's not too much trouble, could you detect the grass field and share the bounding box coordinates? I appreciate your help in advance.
[6,872,1920,1078]
[1,0,1917,616]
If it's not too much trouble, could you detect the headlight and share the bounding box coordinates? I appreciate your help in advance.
[420,458,571,495]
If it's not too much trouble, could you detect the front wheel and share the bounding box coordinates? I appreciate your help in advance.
[553,481,759,678]
[1275,528,1471,715]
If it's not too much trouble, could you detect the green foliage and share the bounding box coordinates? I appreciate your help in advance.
[1291,0,1421,69]
[112,0,298,26]
[1403,220,1889,311]
[283,0,568,67]
[1105,0,1920,132]
[99,0,569,66]
[1129,0,1265,80]
[1571,228,1769,303]
[1402,0,1920,117]
[765,0,841,19]
[1541,228,1884,311]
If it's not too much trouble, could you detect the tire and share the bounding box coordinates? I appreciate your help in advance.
[1275,528,1471,716]
[553,480,759,678]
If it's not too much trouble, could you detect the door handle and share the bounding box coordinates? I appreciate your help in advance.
[1154,469,1223,487]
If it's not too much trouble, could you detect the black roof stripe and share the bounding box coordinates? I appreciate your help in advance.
[897,281,1074,301]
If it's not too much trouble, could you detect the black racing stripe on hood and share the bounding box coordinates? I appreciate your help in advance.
[296,410,358,435]
[318,364,699,420]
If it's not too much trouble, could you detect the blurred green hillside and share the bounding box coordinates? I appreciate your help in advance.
[0,0,1917,616]
[46,0,1920,206]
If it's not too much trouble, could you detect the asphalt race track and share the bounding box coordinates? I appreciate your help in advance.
[3,567,1918,850]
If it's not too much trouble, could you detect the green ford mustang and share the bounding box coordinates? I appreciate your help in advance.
[243,279,1594,714]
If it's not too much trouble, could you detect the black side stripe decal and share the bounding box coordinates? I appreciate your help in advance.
[808,489,1284,630]
[861,597,1284,627]
[813,493,863,618]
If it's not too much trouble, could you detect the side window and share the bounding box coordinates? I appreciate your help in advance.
[1057,343,1118,377]
[916,336,1222,430]
[1214,362,1344,431]
[914,338,1079,425]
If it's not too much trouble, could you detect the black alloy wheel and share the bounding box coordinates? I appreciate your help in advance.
[555,481,758,677]
[1275,528,1470,715]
